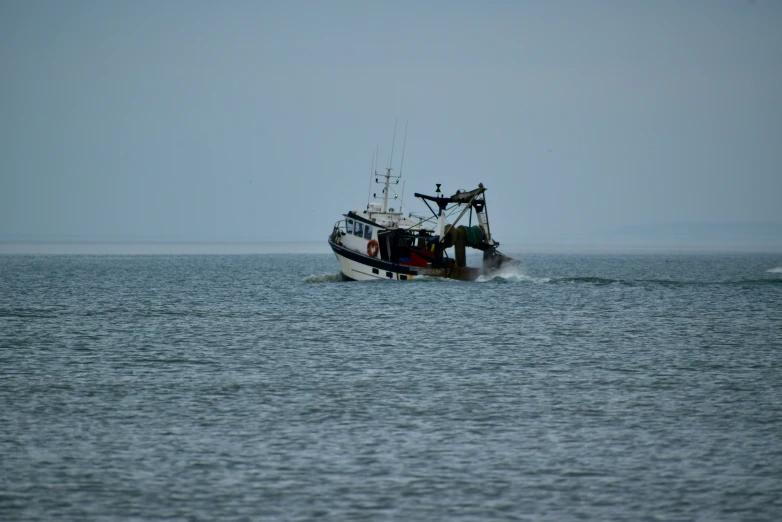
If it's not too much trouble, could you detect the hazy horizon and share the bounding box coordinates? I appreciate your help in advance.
[2,1,781,248]
[3,224,781,256]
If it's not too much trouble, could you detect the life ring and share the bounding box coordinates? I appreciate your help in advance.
[367,239,379,257]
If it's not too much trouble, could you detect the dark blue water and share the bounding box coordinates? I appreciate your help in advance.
[2,252,781,521]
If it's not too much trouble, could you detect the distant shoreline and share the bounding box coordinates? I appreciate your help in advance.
[0,241,334,255]
[2,241,781,255]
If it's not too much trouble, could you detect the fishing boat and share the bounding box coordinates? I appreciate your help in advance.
[328,159,518,281]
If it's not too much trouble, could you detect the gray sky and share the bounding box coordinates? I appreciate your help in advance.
[1,0,780,245]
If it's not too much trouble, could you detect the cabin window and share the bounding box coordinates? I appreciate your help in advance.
[354,222,363,237]
[364,225,373,240]
[346,219,353,234]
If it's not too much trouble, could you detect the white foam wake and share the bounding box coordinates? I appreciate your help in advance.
[475,266,550,283]
[767,267,782,274]
[303,273,343,283]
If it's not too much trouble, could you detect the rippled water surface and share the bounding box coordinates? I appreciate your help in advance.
[2,252,782,520]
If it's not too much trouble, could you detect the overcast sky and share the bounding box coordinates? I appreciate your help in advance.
[1,0,780,246]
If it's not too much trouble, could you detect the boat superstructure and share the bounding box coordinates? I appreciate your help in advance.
[328,150,518,281]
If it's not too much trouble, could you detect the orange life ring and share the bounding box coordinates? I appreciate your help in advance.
[367,239,379,257]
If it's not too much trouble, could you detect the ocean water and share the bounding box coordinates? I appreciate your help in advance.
[1,251,781,521]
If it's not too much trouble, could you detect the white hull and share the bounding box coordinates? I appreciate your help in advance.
[328,237,482,281]
[332,250,415,281]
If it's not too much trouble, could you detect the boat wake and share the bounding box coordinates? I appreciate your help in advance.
[550,276,624,285]
[303,271,781,285]
[303,273,344,283]
[475,266,550,284]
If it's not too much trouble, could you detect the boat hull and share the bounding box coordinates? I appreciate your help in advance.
[328,237,481,281]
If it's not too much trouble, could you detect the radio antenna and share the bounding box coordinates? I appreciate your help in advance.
[367,148,375,209]
[388,118,398,169]
[399,120,408,178]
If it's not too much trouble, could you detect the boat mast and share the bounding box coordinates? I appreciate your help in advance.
[383,120,398,213]
[369,121,407,214]
[382,166,392,212]
[366,148,375,210]
[398,121,408,213]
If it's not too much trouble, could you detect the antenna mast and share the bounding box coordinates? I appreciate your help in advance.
[382,120,399,213]
[366,148,375,209]
[388,118,398,168]
[382,166,392,213]
[399,120,408,178]
[370,121,406,213]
